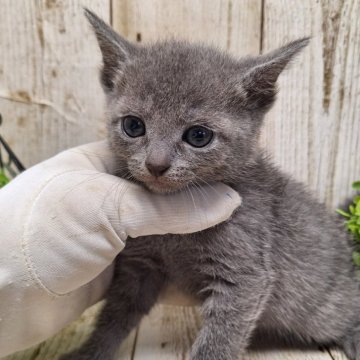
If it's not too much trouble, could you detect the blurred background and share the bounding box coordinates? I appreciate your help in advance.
[0,0,359,206]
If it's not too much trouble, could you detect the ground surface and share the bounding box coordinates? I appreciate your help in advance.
[2,302,349,360]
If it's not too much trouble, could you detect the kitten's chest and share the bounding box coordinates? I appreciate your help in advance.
[124,222,242,295]
[127,231,218,273]
[158,233,226,297]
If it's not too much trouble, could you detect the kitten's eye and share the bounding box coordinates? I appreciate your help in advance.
[183,126,213,148]
[122,116,146,138]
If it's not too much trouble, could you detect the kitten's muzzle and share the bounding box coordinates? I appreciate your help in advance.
[145,144,173,178]
[145,161,170,177]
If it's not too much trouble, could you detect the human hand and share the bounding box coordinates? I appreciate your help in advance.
[0,141,241,357]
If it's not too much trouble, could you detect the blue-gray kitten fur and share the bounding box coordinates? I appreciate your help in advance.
[61,10,360,360]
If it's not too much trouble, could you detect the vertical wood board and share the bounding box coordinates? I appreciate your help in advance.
[0,0,109,166]
[261,0,360,207]
[113,0,262,56]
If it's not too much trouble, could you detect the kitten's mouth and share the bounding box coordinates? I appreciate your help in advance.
[126,169,190,194]
[144,178,187,194]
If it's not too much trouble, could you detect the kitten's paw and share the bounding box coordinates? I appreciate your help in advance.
[190,347,231,360]
[342,329,360,360]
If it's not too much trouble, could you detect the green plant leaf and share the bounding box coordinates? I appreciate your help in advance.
[353,181,360,191]
[338,181,360,267]
[0,170,9,188]
[356,205,360,217]
[336,209,351,218]
[353,252,360,267]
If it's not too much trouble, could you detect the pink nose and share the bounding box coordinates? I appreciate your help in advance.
[145,162,170,177]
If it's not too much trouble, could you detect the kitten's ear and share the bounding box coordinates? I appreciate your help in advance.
[240,38,310,111]
[84,8,137,92]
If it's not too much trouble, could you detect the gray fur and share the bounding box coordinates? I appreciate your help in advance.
[61,10,360,360]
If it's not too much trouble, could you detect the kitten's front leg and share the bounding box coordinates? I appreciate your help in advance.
[59,253,165,360]
[190,274,271,360]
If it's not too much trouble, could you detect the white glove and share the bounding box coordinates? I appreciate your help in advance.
[0,141,241,357]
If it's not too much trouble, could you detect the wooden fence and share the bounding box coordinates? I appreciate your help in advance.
[0,0,359,207]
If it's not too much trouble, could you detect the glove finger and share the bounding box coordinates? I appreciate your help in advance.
[122,183,241,237]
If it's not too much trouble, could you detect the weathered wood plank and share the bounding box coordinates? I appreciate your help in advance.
[113,0,262,56]
[133,304,333,359]
[328,349,350,360]
[133,305,201,360]
[261,0,360,207]
[245,351,333,360]
[0,0,109,167]
[2,302,136,360]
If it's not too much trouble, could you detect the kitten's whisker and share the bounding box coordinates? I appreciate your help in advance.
[187,184,205,230]
[195,180,215,206]
[114,181,132,210]
[111,165,131,176]
[193,174,225,199]
[190,180,210,228]
[192,180,210,203]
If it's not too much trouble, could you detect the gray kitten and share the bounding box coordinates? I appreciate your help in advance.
[61,10,360,360]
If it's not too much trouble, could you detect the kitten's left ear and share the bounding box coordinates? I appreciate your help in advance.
[84,8,137,92]
[240,38,310,111]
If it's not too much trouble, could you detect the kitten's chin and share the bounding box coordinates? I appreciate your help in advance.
[130,172,189,193]
[145,181,185,194]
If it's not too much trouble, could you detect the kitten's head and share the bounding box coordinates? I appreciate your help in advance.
[85,9,309,193]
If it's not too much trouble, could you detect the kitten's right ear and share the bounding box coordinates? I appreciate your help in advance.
[84,8,137,92]
[240,38,310,111]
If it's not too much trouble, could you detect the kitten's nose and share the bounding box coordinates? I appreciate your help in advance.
[146,162,170,177]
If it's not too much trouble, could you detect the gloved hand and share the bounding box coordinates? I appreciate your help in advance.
[0,141,241,357]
